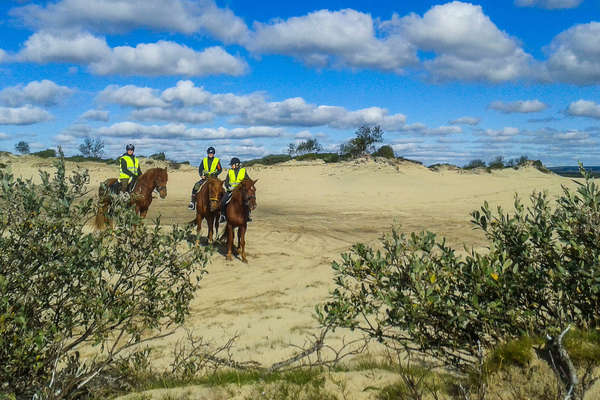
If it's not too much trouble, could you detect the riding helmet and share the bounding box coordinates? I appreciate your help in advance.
[126,143,135,151]
[230,157,241,166]
[207,146,216,154]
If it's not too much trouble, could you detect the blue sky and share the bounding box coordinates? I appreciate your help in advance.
[0,0,599,166]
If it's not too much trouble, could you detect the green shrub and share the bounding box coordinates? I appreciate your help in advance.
[150,152,166,161]
[464,159,486,169]
[244,154,291,166]
[340,125,383,158]
[488,155,504,169]
[372,145,395,159]
[0,151,209,399]
[32,148,57,158]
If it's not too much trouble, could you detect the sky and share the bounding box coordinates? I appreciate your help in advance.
[0,0,599,166]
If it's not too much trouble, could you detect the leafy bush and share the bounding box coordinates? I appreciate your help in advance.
[15,141,30,154]
[372,145,395,159]
[464,159,486,169]
[340,125,384,158]
[289,139,322,156]
[487,155,504,169]
[78,136,105,158]
[320,165,600,398]
[295,152,341,163]
[0,152,209,399]
[150,152,166,161]
[32,148,57,158]
[244,154,292,166]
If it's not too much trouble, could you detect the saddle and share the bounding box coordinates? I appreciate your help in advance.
[108,179,137,194]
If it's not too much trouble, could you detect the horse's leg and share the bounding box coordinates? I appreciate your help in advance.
[207,214,214,244]
[238,224,247,263]
[226,224,234,261]
[195,211,203,245]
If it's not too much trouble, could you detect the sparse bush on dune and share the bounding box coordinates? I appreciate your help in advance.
[372,145,395,159]
[0,150,210,399]
[320,164,600,399]
[464,159,486,169]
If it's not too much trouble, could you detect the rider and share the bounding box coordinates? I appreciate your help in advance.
[119,143,142,193]
[219,157,252,223]
[188,146,223,210]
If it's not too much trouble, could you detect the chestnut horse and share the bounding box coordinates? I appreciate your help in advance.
[94,167,168,229]
[223,178,257,262]
[190,177,224,243]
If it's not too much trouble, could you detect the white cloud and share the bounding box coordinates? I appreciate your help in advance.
[545,22,600,85]
[0,49,6,62]
[17,31,110,64]
[130,107,214,124]
[555,130,589,140]
[89,41,248,76]
[97,85,166,108]
[514,0,583,9]
[161,80,211,106]
[0,105,52,125]
[11,0,249,44]
[566,100,600,119]
[294,130,313,139]
[0,80,73,107]
[389,1,534,82]
[449,116,480,125]
[95,121,283,140]
[247,9,416,72]
[483,127,521,141]
[426,125,462,135]
[0,132,10,140]
[489,99,548,113]
[80,109,109,121]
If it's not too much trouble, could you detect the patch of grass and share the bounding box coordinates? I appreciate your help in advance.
[484,336,540,375]
[244,375,337,400]
[32,149,57,158]
[245,154,292,166]
[564,328,600,366]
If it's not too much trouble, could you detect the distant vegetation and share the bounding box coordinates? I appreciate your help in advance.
[15,140,30,154]
[78,136,104,158]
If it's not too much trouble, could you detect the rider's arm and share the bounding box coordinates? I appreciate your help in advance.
[214,160,223,176]
[136,164,142,177]
[224,173,231,191]
[120,158,134,178]
[198,161,205,177]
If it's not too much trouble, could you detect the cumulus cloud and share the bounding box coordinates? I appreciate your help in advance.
[89,42,248,76]
[247,9,416,72]
[161,80,211,106]
[449,116,480,125]
[11,0,249,44]
[130,108,214,124]
[388,1,535,82]
[0,105,52,125]
[98,85,166,108]
[0,49,6,62]
[555,130,589,140]
[514,0,583,9]
[17,31,111,64]
[566,100,600,119]
[545,22,600,85]
[400,124,462,135]
[489,99,548,113]
[483,127,520,141]
[0,132,10,140]
[0,80,73,107]
[80,109,109,121]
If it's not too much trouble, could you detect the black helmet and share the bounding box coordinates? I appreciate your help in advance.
[207,146,215,154]
[126,143,135,151]
[230,157,241,166]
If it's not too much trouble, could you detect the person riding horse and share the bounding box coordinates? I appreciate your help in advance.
[119,144,142,194]
[220,157,252,223]
[189,146,223,210]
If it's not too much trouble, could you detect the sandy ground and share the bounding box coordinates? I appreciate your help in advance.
[3,154,593,399]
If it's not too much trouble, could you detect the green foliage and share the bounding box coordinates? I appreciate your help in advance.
[0,152,209,399]
[32,148,57,158]
[488,155,505,169]
[15,140,30,154]
[289,138,322,156]
[340,125,384,158]
[295,152,341,163]
[244,154,292,166]
[150,152,167,161]
[464,159,486,169]
[372,145,395,159]
[320,165,600,379]
[78,136,105,158]
[484,336,540,375]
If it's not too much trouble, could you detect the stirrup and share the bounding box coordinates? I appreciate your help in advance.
[219,214,226,223]
[188,201,195,210]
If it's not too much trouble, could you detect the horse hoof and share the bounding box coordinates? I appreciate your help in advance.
[242,257,248,263]
[226,254,233,261]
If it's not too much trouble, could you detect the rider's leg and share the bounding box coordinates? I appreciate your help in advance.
[119,178,129,193]
[219,192,229,223]
[188,180,202,210]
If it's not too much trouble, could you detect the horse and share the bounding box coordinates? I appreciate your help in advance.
[94,167,168,229]
[190,177,225,244]
[223,178,257,263]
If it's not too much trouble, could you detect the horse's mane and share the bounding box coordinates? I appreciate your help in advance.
[231,177,253,195]
[138,167,167,183]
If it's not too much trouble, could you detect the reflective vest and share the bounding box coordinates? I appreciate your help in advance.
[202,157,220,175]
[119,155,140,180]
[228,168,246,191]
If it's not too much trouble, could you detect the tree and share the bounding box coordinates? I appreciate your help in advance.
[320,165,600,399]
[295,138,322,155]
[464,159,486,169]
[488,155,504,169]
[372,145,395,159]
[150,152,166,161]
[78,136,105,158]
[0,150,209,399]
[15,140,30,154]
[340,125,383,158]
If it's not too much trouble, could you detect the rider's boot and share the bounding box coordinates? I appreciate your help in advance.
[188,191,196,210]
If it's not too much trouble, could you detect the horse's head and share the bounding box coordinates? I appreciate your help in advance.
[153,168,168,198]
[241,178,257,211]
[206,177,224,212]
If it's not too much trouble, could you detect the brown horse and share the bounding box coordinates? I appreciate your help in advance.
[94,167,168,229]
[190,177,224,243]
[223,178,257,262]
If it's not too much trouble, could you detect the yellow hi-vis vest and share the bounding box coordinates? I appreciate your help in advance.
[119,155,140,181]
[228,168,246,191]
[202,157,220,175]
